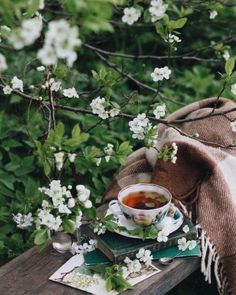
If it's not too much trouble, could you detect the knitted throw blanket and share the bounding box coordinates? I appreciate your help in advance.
[103,97,236,295]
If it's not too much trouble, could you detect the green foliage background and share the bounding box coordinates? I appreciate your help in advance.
[0,0,236,270]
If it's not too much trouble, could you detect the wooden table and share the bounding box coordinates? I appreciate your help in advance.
[0,245,200,295]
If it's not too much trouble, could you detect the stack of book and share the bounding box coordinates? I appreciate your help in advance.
[85,219,201,266]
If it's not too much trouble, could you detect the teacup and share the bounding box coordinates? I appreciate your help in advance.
[108,183,172,226]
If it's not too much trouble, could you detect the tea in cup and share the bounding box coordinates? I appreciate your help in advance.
[108,183,172,226]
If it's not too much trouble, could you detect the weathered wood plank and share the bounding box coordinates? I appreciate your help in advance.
[0,245,200,295]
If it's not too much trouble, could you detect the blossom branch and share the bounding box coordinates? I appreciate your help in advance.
[93,51,186,106]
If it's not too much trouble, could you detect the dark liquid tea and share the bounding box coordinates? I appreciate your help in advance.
[123,191,167,210]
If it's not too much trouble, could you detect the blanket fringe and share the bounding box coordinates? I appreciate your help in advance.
[176,201,231,295]
[197,225,231,295]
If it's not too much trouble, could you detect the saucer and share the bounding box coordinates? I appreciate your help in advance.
[106,203,184,239]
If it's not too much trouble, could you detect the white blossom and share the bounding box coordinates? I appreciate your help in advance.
[178,237,188,251]
[149,0,168,22]
[67,198,75,208]
[63,87,79,98]
[223,50,230,61]
[124,257,142,273]
[68,153,76,163]
[58,203,71,214]
[94,222,106,235]
[104,143,114,162]
[110,108,120,117]
[230,121,236,132]
[166,34,181,44]
[3,85,12,95]
[188,240,197,250]
[39,0,45,9]
[54,152,64,171]
[122,7,141,25]
[76,185,90,202]
[157,229,169,242]
[13,213,33,229]
[182,225,190,233]
[70,239,97,255]
[48,78,61,92]
[90,96,108,119]
[94,157,102,166]
[11,76,23,92]
[231,84,236,95]
[136,248,153,266]
[37,65,45,71]
[151,66,171,82]
[84,199,92,209]
[42,200,49,209]
[0,53,7,72]
[209,10,218,19]
[8,15,43,49]
[37,19,81,67]
[170,142,178,164]
[1,25,11,32]
[129,113,150,140]
[153,104,166,119]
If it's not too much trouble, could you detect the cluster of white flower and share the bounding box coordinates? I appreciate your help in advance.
[37,19,81,67]
[231,84,236,96]
[38,180,75,213]
[166,34,182,44]
[70,239,97,255]
[122,7,141,25]
[223,50,230,61]
[170,142,178,164]
[149,0,168,22]
[153,104,166,119]
[63,87,79,98]
[136,248,153,266]
[8,15,43,49]
[94,157,102,167]
[90,96,120,119]
[76,185,92,208]
[43,78,62,92]
[0,53,7,72]
[93,222,106,235]
[129,113,150,140]
[209,10,218,20]
[178,237,197,251]
[230,121,236,132]
[104,143,114,162]
[54,152,64,171]
[123,257,142,277]
[37,65,45,72]
[151,66,171,82]
[13,213,33,229]
[3,76,24,95]
[37,209,62,231]
[157,228,169,242]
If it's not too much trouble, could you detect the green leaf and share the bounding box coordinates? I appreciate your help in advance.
[34,229,48,245]
[225,57,235,76]
[168,17,187,31]
[64,133,89,149]
[27,0,40,16]
[72,124,81,138]
[155,22,166,40]
[62,219,75,234]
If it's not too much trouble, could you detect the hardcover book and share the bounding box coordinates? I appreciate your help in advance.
[84,244,201,267]
[88,219,197,263]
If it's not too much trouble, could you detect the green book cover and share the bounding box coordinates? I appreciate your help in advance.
[84,245,201,266]
[88,219,197,263]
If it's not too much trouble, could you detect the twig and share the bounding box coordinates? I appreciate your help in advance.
[94,51,186,106]
[83,43,218,62]
[46,71,56,129]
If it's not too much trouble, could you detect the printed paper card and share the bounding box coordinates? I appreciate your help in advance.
[49,254,161,295]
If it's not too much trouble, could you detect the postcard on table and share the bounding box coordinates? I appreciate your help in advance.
[49,254,161,295]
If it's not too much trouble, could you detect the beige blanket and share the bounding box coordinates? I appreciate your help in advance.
[103,97,236,295]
